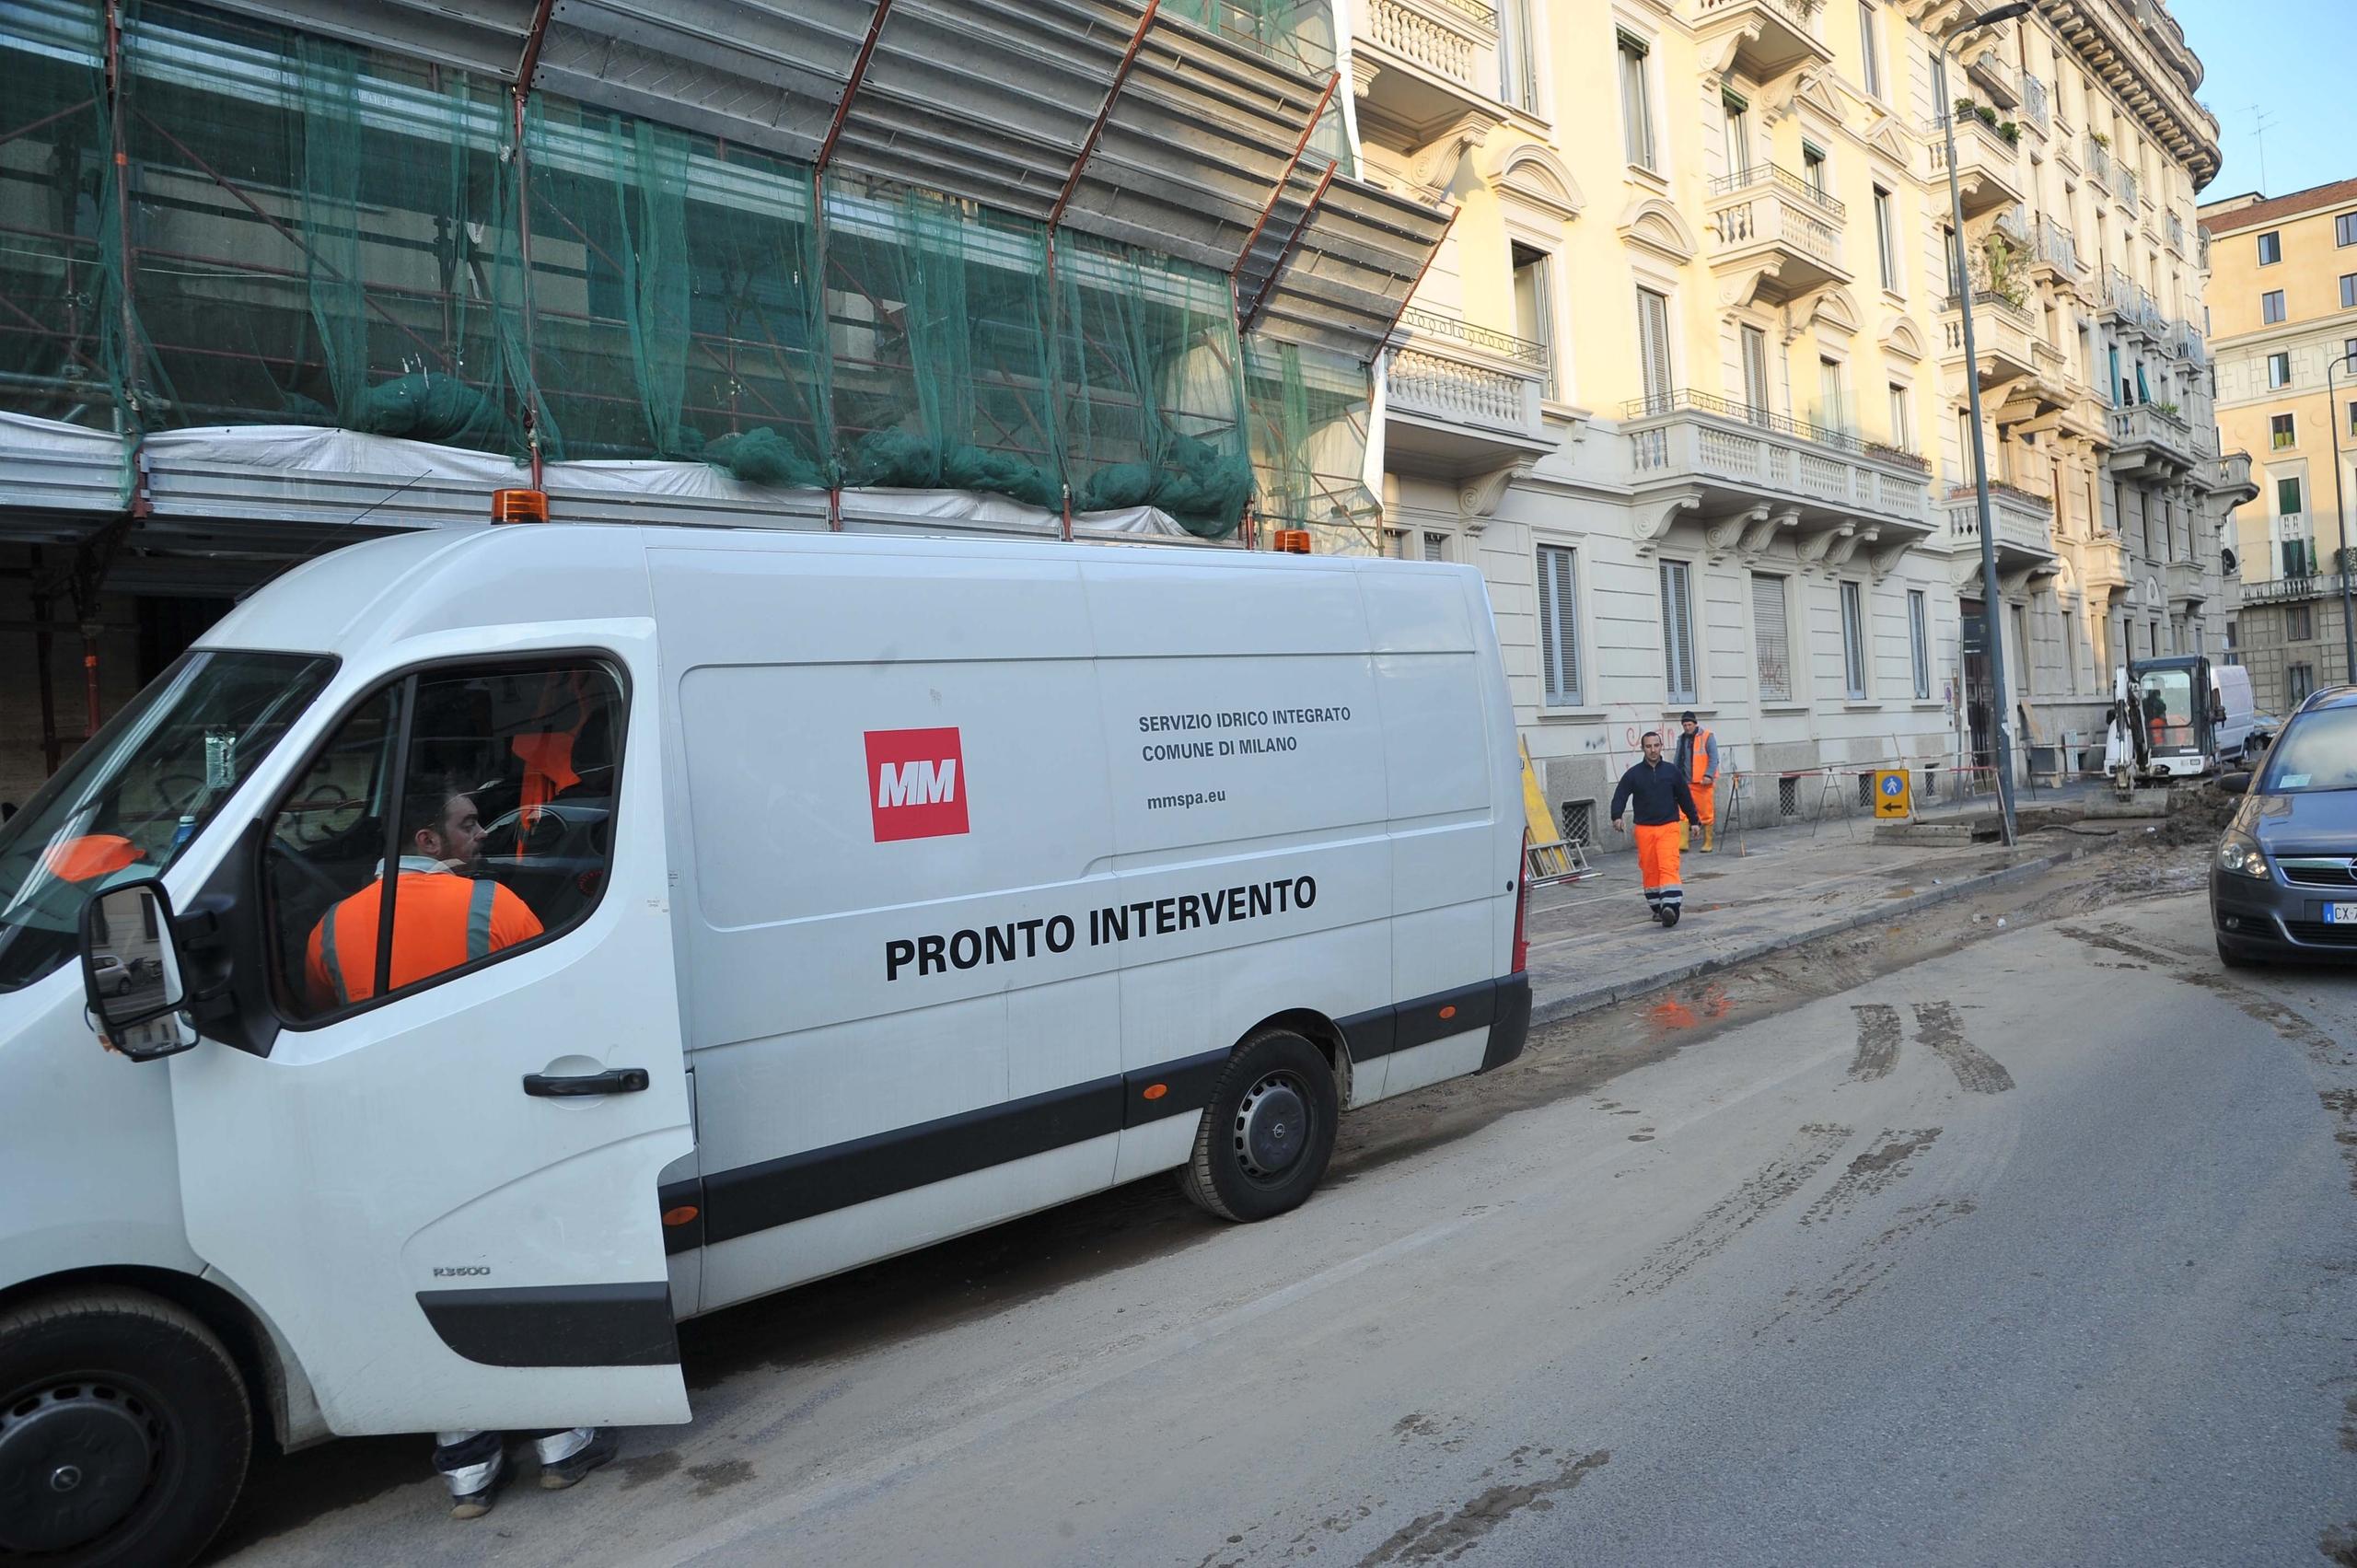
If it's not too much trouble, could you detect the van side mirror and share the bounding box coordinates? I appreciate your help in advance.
[79,878,200,1062]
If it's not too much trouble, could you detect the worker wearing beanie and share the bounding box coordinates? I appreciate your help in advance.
[1609,731,1701,927]
[1675,711,1719,854]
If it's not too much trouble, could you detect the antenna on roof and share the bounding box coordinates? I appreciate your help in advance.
[2243,105,2278,194]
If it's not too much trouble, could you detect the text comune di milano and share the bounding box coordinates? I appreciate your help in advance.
[885,876,1318,981]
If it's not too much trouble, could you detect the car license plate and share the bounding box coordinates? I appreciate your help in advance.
[2330,904,2357,925]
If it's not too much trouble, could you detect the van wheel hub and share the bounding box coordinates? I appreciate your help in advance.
[1236,1074,1310,1180]
[0,1380,161,1551]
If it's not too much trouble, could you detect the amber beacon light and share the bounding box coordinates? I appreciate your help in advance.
[1272,528,1312,554]
[491,487,550,524]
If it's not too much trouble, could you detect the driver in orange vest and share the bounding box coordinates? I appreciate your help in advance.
[1675,711,1720,854]
[304,777,543,1011]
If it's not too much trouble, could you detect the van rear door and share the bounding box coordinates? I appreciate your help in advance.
[169,625,693,1435]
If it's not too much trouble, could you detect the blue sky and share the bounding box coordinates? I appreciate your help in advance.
[2170,0,2353,202]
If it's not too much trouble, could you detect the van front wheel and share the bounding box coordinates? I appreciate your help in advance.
[1179,1028,1339,1223]
[0,1290,251,1568]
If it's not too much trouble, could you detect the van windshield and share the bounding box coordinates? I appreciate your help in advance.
[0,650,335,993]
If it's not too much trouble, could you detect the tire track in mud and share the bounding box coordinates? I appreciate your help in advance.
[1801,1128,1944,1225]
[1620,1124,1851,1296]
[1355,1446,1611,1565]
[1756,1197,1980,1341]
[1911,1001,2015,1093]
[2058,923,2354,1070]
[1847,1004,1900,1082]
[2057,923,2183,969]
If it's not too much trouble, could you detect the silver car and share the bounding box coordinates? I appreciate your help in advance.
[2212,685,2357,967]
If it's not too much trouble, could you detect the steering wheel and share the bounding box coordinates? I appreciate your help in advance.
[153,770,208,817]
[266,837,350,909]
[286,784,364,847]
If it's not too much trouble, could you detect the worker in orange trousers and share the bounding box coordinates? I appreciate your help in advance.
[1610,730,1701,928]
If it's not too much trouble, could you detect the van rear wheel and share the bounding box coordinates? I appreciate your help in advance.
[1178,1028,1339,1223]
[0,1290,250,1568]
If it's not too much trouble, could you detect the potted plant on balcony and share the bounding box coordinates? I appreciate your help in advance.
[1997,121,2021,145]
[2089,128,2110,148]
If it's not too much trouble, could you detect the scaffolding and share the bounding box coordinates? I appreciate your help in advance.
[0,0,1443,547]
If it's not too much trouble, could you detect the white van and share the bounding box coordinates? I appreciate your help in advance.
[2212,662,2257,762]
[0,524,1530,1565]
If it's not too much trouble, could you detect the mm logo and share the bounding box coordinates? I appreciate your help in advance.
[865,727,970,842]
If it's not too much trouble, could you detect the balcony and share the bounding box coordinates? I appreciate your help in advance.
[1382,312,1552,473]
[2029,215,2084,283]
[2107,401,2197,480]
[2165,557,2208,610]
[1945,482,2059,584]
[2099,267,2165,343]
[2083,530,2132,594]
[2085,137,2115,190]
[1353,0,1506,146]
[1620,389,1933,565]
[2165,211,2187,255]
[1928,115,2025,217]
[1992,201,2028,246]
[2020,72,2051,134]
[1691,0,1833,86]
[2198,449,2259,505]
[1940,291,2040,389]
[2174,319,2206,368]
[2118,164,2142,212]
[1706,164,1850,303]
[1963,47,2021,110]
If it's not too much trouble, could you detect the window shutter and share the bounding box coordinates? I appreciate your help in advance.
[1840,580,1867,699]
[1751,575,1791,702]
[1538,545,1581,706]
[1638,289,1672,405]
[1661,560,1695,703]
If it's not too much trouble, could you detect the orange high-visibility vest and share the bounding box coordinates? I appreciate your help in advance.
[305,863,542,1009]
[1684,727,1716,784]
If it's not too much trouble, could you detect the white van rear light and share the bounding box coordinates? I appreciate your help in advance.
[1511,830,1530,974]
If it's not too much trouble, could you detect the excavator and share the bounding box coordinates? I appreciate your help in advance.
[2103,654,2223,799]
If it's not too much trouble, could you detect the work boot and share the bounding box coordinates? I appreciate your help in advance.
[1661,905,1680,929]
[1701,821,1715,854]
[435,1432,509,1521]
[537,1427,621,1491]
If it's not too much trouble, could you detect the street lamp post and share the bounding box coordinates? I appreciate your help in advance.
[2328,347,2356,685]
[1935,0,2032,846]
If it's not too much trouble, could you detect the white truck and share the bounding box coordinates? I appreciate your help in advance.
[0,523,1532,1565]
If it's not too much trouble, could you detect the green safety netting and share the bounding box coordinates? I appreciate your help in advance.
[0,0,1377,540]
[115,6,522,446]
[1053,229,1252,536]
[1244,331,1379,552]
[1162,0,1339,77]
[825,177,1060,506]
[0,1,116,427]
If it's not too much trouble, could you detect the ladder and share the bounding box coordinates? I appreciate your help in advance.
[1519,738,1594,886]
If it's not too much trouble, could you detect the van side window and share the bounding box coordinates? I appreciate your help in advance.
[263,661,625,1021]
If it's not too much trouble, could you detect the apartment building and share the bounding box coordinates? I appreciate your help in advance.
[2199,178,2357,712]
[1346,0,2241,834]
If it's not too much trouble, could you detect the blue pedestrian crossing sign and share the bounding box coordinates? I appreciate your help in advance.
[1873,768,1912,819]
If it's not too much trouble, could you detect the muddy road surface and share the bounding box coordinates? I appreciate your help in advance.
[210,841,2357,1567]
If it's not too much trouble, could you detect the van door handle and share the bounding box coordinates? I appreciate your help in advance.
[523,1068,650,1098]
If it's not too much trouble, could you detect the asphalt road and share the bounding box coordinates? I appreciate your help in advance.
[215,868,2357,1567]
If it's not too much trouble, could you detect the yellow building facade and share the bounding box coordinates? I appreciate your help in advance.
[2199,180,2357,709]
[1343,0,2239,832]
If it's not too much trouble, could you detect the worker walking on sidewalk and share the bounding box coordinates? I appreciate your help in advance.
[1675,711,1719,854]
[1610,731,1701,928]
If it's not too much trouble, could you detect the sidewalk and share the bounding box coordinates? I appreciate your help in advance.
[1523,788,2134,1028]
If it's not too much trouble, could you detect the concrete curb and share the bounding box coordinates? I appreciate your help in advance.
[1527,837,2118,1031]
